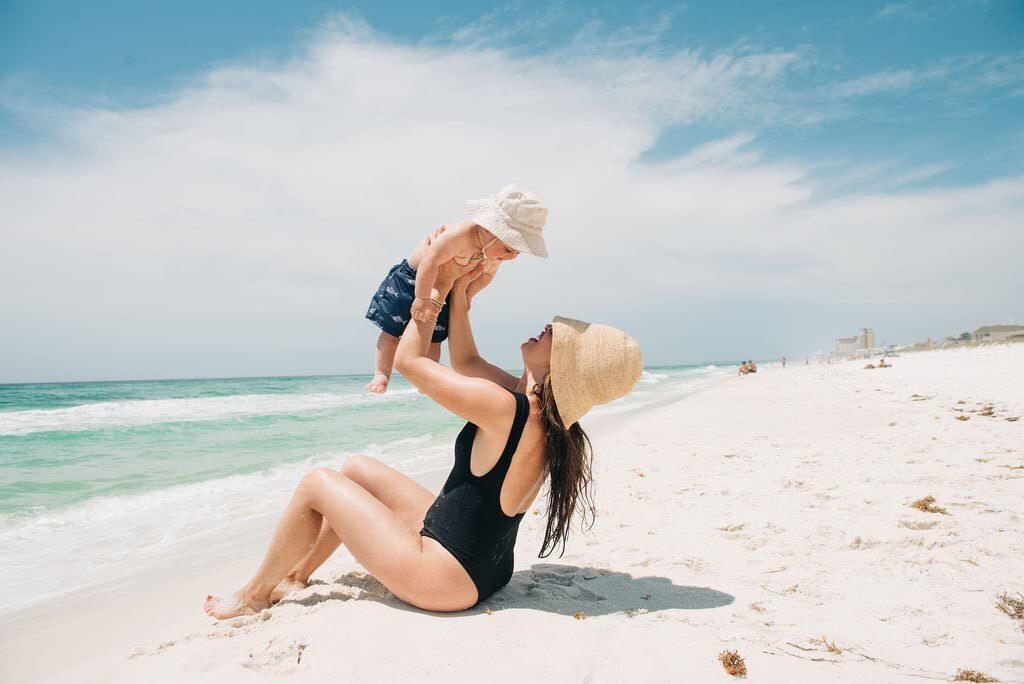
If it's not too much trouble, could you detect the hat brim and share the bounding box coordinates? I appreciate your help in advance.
[550,316,587,428]
[466,199,548,258]
[549,315,644,429]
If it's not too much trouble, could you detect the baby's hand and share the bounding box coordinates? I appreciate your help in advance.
[411,297,440,323]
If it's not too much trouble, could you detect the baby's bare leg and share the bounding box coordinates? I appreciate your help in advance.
[366,332,399,393]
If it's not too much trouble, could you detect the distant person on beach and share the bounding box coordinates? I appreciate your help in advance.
[364,184,548,393]
[738,361,748,376]
[748,360,757,373]
[205,260,642,617]
[781,356,786,368]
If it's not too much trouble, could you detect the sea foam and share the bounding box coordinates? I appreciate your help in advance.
[0,389,423,436]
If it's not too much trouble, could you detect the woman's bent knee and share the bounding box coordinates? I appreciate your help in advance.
[339,454,373,477]
[299,467,338,499]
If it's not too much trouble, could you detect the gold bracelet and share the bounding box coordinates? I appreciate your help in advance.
[416,296,443,311]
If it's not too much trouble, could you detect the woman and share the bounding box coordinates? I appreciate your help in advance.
[204,261,642,616]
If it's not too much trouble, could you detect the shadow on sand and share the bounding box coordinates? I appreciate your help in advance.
[482,564,733,616]
[282,565,733,618]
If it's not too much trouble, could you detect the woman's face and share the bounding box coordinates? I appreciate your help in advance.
[521,322,553,371]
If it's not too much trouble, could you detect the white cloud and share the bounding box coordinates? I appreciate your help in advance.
[833,69,919,97]
[1,20,1021,381]
[887,162,954,187]
[878,3,910,17]
[832,52,1024,98]
[871,3,931,21]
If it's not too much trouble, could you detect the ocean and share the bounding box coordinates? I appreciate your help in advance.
[0,365,731,614]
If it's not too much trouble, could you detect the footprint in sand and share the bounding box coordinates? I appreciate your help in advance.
[242,637,308,672]
[848,536,882,550]
[899,519,941,530]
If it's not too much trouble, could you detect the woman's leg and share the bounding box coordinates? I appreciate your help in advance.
[205,465,472,617]
[271,455,435,601]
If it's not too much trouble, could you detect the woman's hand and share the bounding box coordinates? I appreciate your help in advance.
[448,262,490,310]
[464,260,499,308]
[431,259,477,302]
[422,224,446,248]
[450,261,487,295]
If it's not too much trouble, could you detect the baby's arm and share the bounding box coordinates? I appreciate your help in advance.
[411,223,475,322]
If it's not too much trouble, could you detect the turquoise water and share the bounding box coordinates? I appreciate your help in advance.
[0,365,732,613]
[0,375,462,518]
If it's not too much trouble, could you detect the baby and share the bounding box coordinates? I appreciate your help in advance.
[364,184,549,393]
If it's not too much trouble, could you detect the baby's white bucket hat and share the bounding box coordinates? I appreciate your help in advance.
[466,184,549,257]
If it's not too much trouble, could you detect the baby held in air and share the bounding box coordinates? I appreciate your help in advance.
[363,184,549,393]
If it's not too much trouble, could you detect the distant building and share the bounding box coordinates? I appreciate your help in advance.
[857,328,875,351]
[835,336,858,356]
[972,325,1024,344]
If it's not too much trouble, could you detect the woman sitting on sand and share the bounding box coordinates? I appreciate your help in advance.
[205,261,642,616]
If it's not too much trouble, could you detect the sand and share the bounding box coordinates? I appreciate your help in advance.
[2,345,1023,683]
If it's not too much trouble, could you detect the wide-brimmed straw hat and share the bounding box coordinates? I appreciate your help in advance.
[549,316,643,428]
[466,184,548,258]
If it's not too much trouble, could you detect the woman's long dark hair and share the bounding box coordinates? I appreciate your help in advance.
[533,377,595,558]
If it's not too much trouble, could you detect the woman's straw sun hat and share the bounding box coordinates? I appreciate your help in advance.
[549,316,643,428]
[466,184,549,258]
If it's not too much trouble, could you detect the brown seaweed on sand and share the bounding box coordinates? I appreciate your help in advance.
[809,636,842,654]
[954,668,999,682]
[910,496,949,515]
[718,650,747,678]
[995,592,1024,630]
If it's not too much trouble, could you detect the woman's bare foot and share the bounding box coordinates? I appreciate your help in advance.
[203,591,270,620]
[270,577,308,604]
[365,373,390,394]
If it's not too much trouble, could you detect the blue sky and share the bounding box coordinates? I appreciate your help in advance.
[1,1,1022,381]
[4,0,1022,185]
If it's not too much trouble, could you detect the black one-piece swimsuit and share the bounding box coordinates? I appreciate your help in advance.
[420,390,530,604]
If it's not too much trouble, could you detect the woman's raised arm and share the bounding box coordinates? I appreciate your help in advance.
[393,262,515,430]
[445,265,520,391]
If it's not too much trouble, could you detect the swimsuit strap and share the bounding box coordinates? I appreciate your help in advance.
[479,390,530,483]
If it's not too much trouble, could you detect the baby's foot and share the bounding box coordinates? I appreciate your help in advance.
[365,373,390,394]
[203,591,269,620]
[270,577,308,604]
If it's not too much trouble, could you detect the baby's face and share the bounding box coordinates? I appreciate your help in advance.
[485,240,519,261]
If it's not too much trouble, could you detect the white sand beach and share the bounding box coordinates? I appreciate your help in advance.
[3,345,1023,683]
